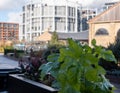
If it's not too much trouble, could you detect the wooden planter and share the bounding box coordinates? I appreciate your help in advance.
[8,74,58,93]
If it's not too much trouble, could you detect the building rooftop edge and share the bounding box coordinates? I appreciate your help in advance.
[0,22,19,24]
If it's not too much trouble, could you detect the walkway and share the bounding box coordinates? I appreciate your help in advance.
[0,53,19,69]
[0,53,19,93]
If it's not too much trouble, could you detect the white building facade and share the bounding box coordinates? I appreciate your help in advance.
[81,8,98,31]
[20,0,81,41]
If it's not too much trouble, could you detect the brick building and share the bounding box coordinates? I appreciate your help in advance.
[88,2,120,47]
[0,22,19,42]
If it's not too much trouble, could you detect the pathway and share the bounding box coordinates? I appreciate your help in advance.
[0,53,19,69]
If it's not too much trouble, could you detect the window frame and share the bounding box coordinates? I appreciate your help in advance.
[95,28,109,36]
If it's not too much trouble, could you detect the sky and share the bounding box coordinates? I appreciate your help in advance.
[0,0,119,23]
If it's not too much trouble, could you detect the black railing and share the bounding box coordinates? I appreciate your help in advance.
[0,68,21,92]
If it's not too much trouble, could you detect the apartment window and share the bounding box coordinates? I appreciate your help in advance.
[27,5,30,10]
[82,11,86,14]
[95,28,109,35]
[8,24,13,28]
[38,33,40,36]
[0,29,2,32]
[93,11,96,14]
[23,6,25,11]
[4,28,8,32]
[38,26,40,30]
[55,17,66,31]
[42,17,53,30]
[0,24,3,27]
[23,25,25,34]
[68,7,75,17]
[35,27,37,31]
[32,4,34,11]
[68,18,75,31]
[55,6,66,16]
[42,6,53,16]
[88,16,92,20]
[13,24,18,27]
[3,24,8,28]
[23,14,25,23]
[82,18,88,31]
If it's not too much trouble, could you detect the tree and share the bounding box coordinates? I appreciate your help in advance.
[49,31,59,46]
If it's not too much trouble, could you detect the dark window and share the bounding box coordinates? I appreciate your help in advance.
[23,6,25,11]
[95,28,109,35]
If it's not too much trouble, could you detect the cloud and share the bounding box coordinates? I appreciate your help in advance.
[84,0,120,8]
[7,12,21,23]
[0,0,25,11]
[0,0,11,9]
[0,0,119,11]
[1,0,120,23]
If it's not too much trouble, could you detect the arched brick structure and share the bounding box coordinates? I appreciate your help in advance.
[89,2,120,47]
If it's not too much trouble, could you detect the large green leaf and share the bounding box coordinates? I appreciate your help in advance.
[47,53,60,62]
[100,49,117,62]
[39,62,53,80]
[41,39,116,93]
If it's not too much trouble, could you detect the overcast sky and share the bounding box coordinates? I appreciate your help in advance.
[0,0,119,23]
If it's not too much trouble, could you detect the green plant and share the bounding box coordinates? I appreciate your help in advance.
[99,38,120,70]
[19,56,46,81]
[108,38,120,62]
[39,39,116,93]
[41,45,63,62]
[49,31,59,46]
[5,46,14,49]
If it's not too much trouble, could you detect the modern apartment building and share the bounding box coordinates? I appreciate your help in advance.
[81,8,98,31]
[20,0,81,41]
[102,2,117,10]
[0,22,19,41]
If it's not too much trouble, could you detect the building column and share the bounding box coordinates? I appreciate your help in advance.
[66,1,68,33]
[75,5,78,32]
[40,3,42,35]
[53,5,55,32]
[29,3,32,41]
[25,6,27,41]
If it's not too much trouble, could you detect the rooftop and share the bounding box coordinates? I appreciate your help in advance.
[57,31,88,40]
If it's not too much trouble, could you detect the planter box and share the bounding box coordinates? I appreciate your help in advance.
[8,74,58,93]
[0,72,8,91]
[0,65,20,91]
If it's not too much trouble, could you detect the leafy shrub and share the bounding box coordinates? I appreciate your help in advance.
[39,39,116,93]
[108,38,120,61]
[19,46,62,81]
[19,56,46,81]
[5,46,14,49]
[41,45,63,62]
[4,49,24,56]
[100,38,120,70]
